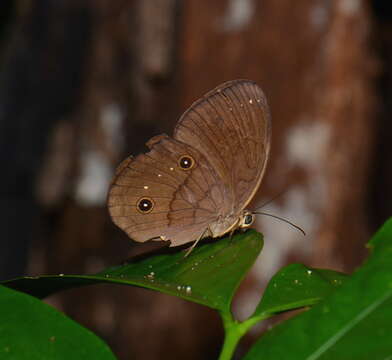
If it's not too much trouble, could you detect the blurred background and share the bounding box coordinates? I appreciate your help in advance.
[0,0,391,359]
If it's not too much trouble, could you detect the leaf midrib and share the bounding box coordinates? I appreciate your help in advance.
[306,288,392,360]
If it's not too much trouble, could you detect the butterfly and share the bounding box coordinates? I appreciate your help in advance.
[107,79,271,253]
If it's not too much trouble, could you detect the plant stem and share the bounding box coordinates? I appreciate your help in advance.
[218,311,245,360]
[218,311,271,360]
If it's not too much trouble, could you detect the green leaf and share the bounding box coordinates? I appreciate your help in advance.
[225,264,348,358]
[3,230,263,312]
[252,264,348,320]
[244,217,392,360]
[0,285,116,360]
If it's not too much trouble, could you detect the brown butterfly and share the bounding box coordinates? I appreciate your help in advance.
[107,79,271,253]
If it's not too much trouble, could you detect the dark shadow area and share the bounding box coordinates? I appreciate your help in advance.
[369,0,392,231]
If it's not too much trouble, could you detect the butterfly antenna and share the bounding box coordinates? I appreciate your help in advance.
[253,211,306,236]
[254,189,288,211]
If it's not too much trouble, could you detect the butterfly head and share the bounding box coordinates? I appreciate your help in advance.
[239,210,254,229]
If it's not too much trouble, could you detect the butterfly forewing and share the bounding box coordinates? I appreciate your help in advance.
[174,80,271,214]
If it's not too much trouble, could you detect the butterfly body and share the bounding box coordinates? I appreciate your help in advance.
[108,80,271,248]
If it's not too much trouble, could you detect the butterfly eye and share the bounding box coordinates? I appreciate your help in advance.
[137,197,154,214]
[244,214,254,226]
[178,155,195,170]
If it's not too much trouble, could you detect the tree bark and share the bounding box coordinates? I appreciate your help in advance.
[0,0,384,359]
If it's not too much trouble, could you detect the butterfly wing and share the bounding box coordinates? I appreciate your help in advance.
[174,80,271,215]
[108,80,271,246]
[108,134,225,246]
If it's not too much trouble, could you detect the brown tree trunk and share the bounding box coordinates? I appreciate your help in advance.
[0,0,385,359]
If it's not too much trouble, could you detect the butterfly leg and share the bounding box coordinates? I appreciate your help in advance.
[228,219,240,243]
[229,229,236,243]
[184,226,212,258]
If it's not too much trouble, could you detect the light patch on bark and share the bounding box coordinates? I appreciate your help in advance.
[233,288,264,321]
[310,1,329,28]
[286,121,330,171]
[249,121,331,295]
[75,150,112,206]
[254,187,316,277]
[238,186,318,327]
[339,0,361,15]
[101,103,125,157]
[138,0,177,77]
[220,0,255,32]
[285,120,330,208]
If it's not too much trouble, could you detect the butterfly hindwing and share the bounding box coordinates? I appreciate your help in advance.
[108,134,225,246]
